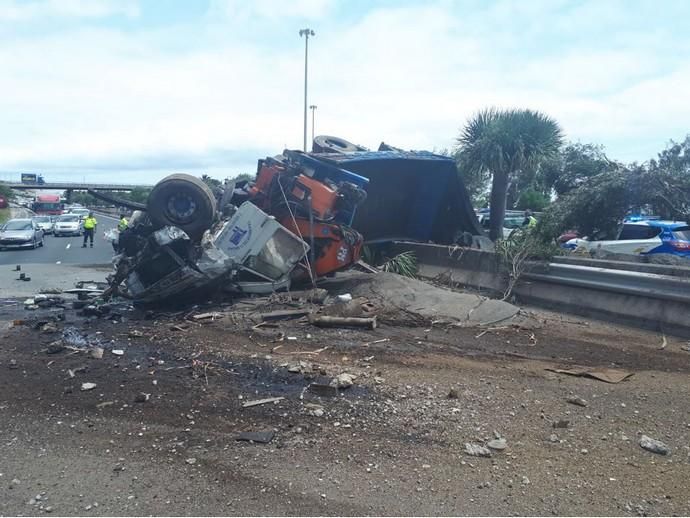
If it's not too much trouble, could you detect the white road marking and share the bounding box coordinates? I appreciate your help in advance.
[56,261,61,264]
[66,243,71,249]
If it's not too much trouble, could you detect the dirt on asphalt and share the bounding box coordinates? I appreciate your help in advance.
[1,285,690,516]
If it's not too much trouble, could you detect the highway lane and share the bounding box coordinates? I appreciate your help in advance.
[0,213,117,266]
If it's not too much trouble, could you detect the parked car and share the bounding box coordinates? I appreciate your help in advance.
[478,214,536,238]
[53,214,83,236]
[564,220,690,257]
[0,218,44,250]
[32,215,54,234]
[557,229,579,244]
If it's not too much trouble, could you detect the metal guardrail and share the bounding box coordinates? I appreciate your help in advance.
[524,263,690,305]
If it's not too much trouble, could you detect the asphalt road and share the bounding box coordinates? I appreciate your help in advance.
[0,213,117,266]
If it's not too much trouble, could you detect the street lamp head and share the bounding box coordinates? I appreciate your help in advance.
[309,105,317,110]
[299,28,315,37]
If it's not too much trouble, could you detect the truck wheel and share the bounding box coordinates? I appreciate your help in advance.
[312,135,366,154]
[147,174,217,240]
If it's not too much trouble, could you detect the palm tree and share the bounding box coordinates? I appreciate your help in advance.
[457,108,563,240]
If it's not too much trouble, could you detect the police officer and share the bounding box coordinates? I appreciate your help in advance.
[522,209,537,229]
[82,212,98,248]
[118,214,128,232]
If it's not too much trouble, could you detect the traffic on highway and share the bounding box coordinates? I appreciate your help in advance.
[0,210,117,265]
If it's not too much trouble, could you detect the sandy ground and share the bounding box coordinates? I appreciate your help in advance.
[1,279,689,516]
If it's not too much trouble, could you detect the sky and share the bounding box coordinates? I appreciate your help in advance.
[0,0,689,184]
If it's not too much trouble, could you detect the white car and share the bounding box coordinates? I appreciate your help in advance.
[53,215,83,236]
[565,220,690,257]
[478,214,531,238]
[68,208,91,220]
[32,215,54,234]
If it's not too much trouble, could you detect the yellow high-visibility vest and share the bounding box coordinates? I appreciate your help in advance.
[83,217,97,230]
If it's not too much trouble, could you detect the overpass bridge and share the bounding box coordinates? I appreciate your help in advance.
[1,182,153,191]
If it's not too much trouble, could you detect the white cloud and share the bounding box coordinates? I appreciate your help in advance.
[0,0,139,21]
[208,0,334,20]
[0,0,688,182]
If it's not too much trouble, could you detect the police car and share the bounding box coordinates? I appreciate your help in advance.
[564,218,690,257]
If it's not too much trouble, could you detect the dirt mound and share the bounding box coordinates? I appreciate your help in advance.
[322,272,519,326]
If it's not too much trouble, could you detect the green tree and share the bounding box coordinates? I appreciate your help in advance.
[644,136,690,220]
[538,143,616,196]
[454,149,491,206]
[457,108,562,240]
[123,187,152,204]
[0,183,14,200]
[230,173,254,184]
[201,174,222,190]
[516,188,550,211]
[537,166,632,241]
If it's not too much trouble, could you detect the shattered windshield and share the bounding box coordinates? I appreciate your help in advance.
[248,229,307,280]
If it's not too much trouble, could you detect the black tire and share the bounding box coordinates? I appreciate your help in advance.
[312,135,366,154]
[147,173,217,240]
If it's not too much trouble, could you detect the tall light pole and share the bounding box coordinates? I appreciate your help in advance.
[309,104,317,147]
[299,28,315,152]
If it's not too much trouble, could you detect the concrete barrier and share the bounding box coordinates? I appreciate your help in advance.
[391,241,690,337]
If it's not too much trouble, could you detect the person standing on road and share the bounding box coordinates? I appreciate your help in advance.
[113,214,129,252]
[118,214,128,232]
[82,212,97,248]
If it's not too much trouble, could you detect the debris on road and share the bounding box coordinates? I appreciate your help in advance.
[322,272,519,327]
[464,443,492,457]
[304,403,325,417]
[332,372,355,389]
[45,342,65,354]
[309,315,377,330]
[134,393,150,403]
[192,312,224,321]
[287,361,312,374]
[639,435,670,455]
[80,382,97,391]
[236,431,275,444]
[308,383,339,397]
[487,438,507,451]
[566,396,589,407]
[242,397,285,408]
[545,367,633,384]
[261,309,313,322]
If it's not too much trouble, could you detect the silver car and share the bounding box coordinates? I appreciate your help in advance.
[32,215,54,234]
[53,214,83,236]
[0,219,45,250]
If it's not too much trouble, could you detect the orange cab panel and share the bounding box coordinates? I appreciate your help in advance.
[290,175,338,220]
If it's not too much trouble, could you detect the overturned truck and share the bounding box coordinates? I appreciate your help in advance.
[106,138,482,303]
